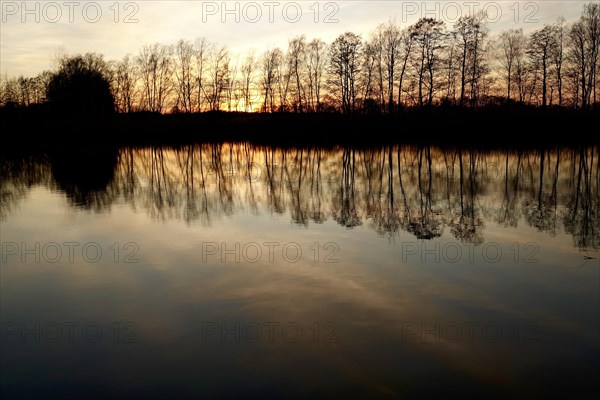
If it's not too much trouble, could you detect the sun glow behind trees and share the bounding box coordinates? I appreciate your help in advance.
[1,2,599,112]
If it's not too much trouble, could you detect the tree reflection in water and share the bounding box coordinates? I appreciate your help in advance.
[1,145,598,249]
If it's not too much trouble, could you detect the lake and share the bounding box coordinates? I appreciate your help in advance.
[1,144,598,398]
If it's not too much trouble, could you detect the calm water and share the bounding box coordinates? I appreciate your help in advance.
[1,144,599,398]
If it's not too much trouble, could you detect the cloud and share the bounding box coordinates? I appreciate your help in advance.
[0,1,586,76]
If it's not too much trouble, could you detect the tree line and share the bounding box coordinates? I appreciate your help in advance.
[1,2,598,113]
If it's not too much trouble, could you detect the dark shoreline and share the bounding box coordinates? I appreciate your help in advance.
[1,108,598,149]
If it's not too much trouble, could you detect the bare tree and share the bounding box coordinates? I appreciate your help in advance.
[551,18,566,106]
[113,55,137,112]
[454,13,488,107]
[366,27,385,111]
[569,21,587,107]
[568,3,599,108]
[277,51,292,111]
[1,72,51,107]
[398,28,414,108]
[498,29,526,101]
[528,25,557,107]
[455,16,473,106]
[137,43,172,113]
[241,49,255,112]
[0,74,19,105]
[444,33,458,103]
[583,3,599,105]
[306,39,326,112]
[514,40,530,103]
[193,38,210,112]
[288,35,306,112]
[382,20,401,112]
[207,46,230,111]
[361,39,378,110]
[225,56,238,111]
[30,71,52,104]
[261,48,281,112]
[329,32,362,113]
[410,18,446,107]
[468,13,488,106]
[17,76,31,106]
[173,39,195,113]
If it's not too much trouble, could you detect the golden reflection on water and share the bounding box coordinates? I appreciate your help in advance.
[3,145,598,249]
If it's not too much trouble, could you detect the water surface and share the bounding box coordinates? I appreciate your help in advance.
[1,144,598,398]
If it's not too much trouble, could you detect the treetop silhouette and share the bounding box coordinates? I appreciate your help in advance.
[46,53,114,116]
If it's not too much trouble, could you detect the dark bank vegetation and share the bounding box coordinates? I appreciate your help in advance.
[1,106,599,147]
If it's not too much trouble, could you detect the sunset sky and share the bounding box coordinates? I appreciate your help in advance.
[0,1,586,76]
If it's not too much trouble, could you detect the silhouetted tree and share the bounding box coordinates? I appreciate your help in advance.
[288,35,306,112]
[261,48,282,112]
[582,3,599,105]
[173,39,195,113]
[568,3,600,108]
[194,38,210,112]
[455,15,475,106]
[551,18,566,106]
[410,18,446,107]
[330,32,362,113]
[528,25,557,107]
[498,29,525,101]
[276,48,292,111]
[306,39,327,112]
[137,43,172,112]
[382,21,401,112]
[112,55,137,112]
[398,28,414,107]
[46,53,114,115]
[241,49,256,112]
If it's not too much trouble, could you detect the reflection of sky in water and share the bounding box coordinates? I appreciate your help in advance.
[1,145,598,398]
